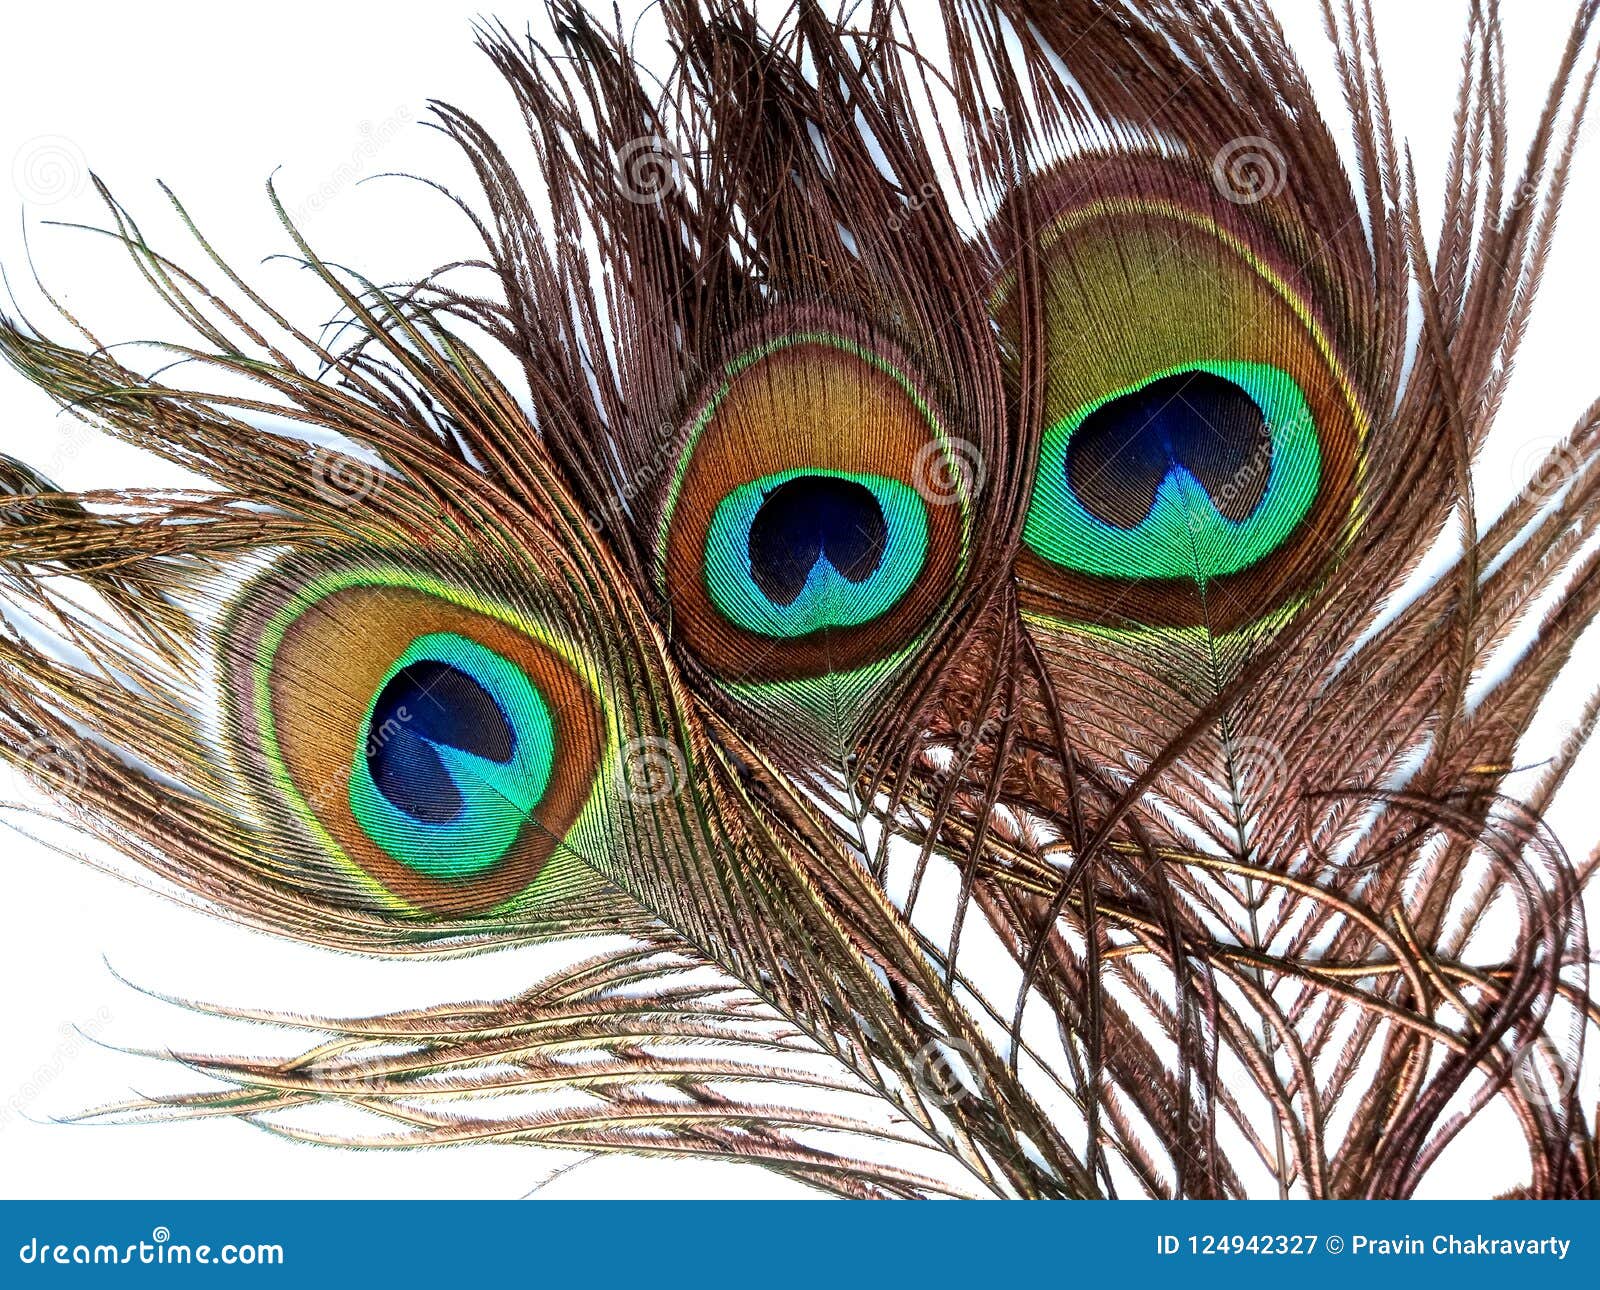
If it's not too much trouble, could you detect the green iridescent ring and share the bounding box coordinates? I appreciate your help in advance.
[1022,360,1321,581]
[702,468,931,638]
[348,632,557,880]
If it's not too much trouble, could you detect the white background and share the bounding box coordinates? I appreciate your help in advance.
[1,1,1597,1200]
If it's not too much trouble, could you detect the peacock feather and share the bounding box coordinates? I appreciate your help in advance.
[1,0,1598,1199]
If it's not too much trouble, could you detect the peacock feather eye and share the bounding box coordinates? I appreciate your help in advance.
[999,162,1368,634]
[1026,361,1321,580]
[349,633,557,880]
[654,323,971,688]
[227,566,609,916]
[704,468,930,638]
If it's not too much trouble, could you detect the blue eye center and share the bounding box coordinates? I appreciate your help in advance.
[349,632,558,880]
[1064,370,1271,529]
[702,468,930,640]
[1022,361,1321,583]
[747,475,889,606]
[366,661,515,824]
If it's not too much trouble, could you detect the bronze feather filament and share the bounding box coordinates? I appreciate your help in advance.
[1,0,1598,1200]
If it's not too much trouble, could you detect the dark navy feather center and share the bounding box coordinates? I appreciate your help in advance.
[1064,371,1273,529]
[747,475,888,606]
[366,661,515,824]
